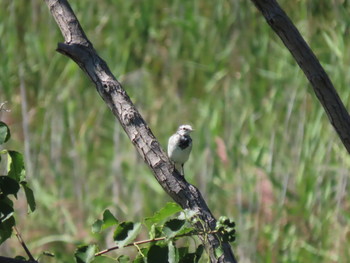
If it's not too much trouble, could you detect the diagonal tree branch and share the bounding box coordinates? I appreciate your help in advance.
[44,0,236,262]
[251,0,350,154]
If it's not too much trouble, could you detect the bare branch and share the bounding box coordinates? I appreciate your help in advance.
[44,0,236,262]
[95,229,226,257]
[251,0,350,153]
[14,226,35,262]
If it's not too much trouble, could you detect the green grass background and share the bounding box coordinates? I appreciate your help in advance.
[1,0,350,262]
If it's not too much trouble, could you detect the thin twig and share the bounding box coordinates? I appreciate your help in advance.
[95,230,219,256]
[13,226,36,262]
[95,237,166,256]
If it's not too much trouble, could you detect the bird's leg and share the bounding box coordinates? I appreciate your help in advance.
[181,164,184,176]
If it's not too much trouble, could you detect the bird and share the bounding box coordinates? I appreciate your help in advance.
[167,124,194,176]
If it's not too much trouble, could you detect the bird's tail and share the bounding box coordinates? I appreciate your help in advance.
[175,163,184,176]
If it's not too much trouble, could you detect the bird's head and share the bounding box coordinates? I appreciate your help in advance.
[177,124,194,136]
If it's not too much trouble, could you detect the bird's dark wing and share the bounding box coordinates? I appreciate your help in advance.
[178,135,192,149]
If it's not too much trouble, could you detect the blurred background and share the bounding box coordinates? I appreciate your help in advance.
[1,0,350,262]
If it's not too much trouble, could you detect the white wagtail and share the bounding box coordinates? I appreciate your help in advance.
[167,124,194,176]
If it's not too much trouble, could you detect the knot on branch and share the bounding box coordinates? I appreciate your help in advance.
[122,108,142,126]
[102,81,125,94]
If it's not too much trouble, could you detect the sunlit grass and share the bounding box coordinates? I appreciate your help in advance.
[1,0,350,262]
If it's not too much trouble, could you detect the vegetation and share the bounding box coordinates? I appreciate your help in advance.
[1,0,350,262]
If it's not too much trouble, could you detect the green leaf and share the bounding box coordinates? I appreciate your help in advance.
[113,221,141,248]
[0,215,15,245]
[214,246,224,259]
[0,176,20,196]
[117,255,130,263]
[101,209,118,227]
[14,256,27,261]
[91,256,116,263]
[7,151,25,182]
[144,202,182,229]
[92,220,103,234]
[133,247,149,263]
[178,209,198,221]
[147,244,168,262]
[92,209,119,233]
[178,245,204,263]
[172,226,194,237]
[0,122,10,144]
[149,224,162,239]
[168,241,178,263]
[194,245,204,263]
[179,251,195,263]
[21,182,36,212]
[42,251,55,258]
[0,195,13,207]
[178,246,188,259]
[133,256,146,263]
[162,218,185,239]
[0,197,14,222]
[75,244,97,263]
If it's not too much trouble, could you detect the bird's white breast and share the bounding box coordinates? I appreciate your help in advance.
[168,134,192,164]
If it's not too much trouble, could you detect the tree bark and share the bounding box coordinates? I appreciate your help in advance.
[251,0,350,154]
[44,0,237,262]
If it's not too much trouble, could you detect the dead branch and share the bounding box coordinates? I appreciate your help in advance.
[251,0,350,153]
[44,0,236,262]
